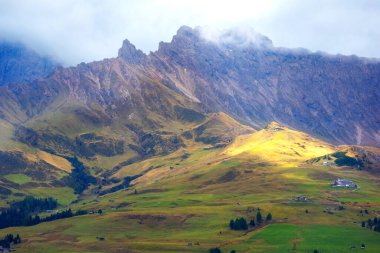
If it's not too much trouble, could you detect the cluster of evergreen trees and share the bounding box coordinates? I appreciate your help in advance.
[331,152,363,167]
[0,196,87,229]
[362,217,380,232]
[62,156,97,194]
[12,196,57,212]
[0,196,57,228]
[0,234,21,248]
[229,217,248,230]
[229,211,272,231]
[37,209,74,223]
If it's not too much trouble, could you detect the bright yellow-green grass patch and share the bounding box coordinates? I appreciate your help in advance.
[25,187,77,206]
[227,122,335,166]
[4,174,33,184]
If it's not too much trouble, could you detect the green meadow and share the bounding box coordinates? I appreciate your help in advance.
[2,127,380,253]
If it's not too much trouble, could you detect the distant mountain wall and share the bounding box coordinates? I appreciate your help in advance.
[0,41,58,86]
[0,26,379,147]
[149,26,380,146]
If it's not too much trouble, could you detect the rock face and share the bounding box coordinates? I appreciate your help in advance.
[118,39,146,64]
[150,26,380,146]
[0,26,379,148]
[0,41,57,85]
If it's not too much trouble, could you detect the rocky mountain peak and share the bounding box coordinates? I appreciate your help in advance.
[175,25,200,40]
[118,39,146,64]
[157,26,201,54]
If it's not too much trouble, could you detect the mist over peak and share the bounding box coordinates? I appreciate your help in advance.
[199,26,273,49]
[0,40,58,85]
[1,0,379,66]
[163,25,273,49]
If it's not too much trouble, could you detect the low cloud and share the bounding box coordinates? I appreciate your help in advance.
[0,0,379,66]
[199,26,273,48]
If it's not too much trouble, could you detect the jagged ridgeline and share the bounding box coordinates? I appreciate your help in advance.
[1,26,379,148]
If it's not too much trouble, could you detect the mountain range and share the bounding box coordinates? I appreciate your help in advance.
[0,26,380,253]
[1,26,379,148]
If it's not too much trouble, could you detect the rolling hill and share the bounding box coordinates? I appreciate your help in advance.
[2,118,380,253]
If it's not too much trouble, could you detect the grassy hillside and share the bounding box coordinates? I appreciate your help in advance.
[0,98,256,207]
[1,123,379,253]
[227,122,336,166]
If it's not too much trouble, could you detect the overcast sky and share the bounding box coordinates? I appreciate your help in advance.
[0,0,379,66]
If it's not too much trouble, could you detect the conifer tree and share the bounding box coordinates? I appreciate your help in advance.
[266,213,272,222]
[256,211,262,224]
[229,219,234,229]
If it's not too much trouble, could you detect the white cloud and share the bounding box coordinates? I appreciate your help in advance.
[199,26,273,48]
[0,0,379,65]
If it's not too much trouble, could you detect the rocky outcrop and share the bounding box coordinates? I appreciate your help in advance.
[126,123,185,158]
[118,39,147,64]
[76,133,125,157]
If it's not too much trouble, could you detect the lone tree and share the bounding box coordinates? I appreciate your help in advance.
[249,218,256,227]
[14,234,21,244]
[368,218,373,229]
[266,213,272,222]
[256,211,263,224]
[362,221,366,227]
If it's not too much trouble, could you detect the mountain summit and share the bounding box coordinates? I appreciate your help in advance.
[118,39,146,64]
